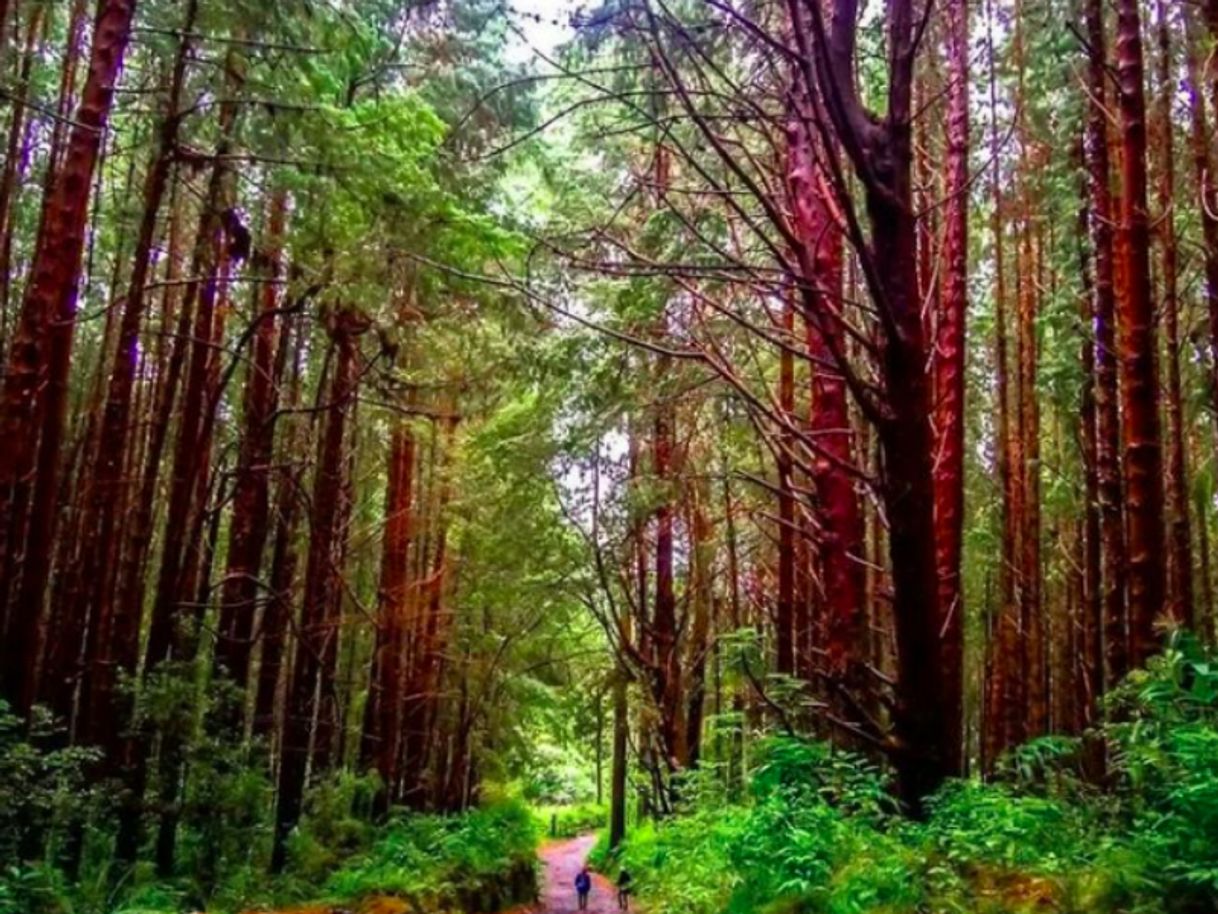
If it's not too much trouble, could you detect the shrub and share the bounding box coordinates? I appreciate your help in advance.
[605,644,1218,914]
[534,802,608,838]
[323,797,538,911]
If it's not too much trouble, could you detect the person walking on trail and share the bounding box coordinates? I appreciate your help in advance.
[617,867,633,911]
[575,865,592,910]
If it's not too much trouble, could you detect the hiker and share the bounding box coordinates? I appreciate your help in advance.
[575,865,592,910]
[617,867,632,911]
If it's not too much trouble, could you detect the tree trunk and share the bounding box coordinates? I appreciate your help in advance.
[683,480,713,768]
[0,4,47,348]
[215,189,288,695]
[933,0,969,729]
[799,0,960,806]
[364,418,415,815]
[776,298,796,677]
[0,0,138,716]
[1153,2,1192,630]
[253,314,305,741]
[1114,0,1168,663]
[983,0,1021,769]
[651,385,683,775]
[1076,175,1104,727]
[1084,0,1130,688]
[273,311,365,872]
[609,668,629,850]
[76,1,198,752]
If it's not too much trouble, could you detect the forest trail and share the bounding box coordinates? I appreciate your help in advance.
[244,834,624,914]
[528,834,626,914]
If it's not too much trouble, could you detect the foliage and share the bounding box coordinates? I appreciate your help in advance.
[0,701,101,863]
[522,743,598,806]
[322,797,538,912]
[534,802,609,839]
[0,751,535,914]
[597,642,1218,914]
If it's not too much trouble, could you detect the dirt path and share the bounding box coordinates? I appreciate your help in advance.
[244,834,625,914]
[530,834,627,914]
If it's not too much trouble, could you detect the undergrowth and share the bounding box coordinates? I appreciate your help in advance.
[0,768,538,914]
[593,641,1218,914]
[534,802,608,839]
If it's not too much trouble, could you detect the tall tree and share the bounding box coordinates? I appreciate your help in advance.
[273,309,367,872]
[1114,0,1168,664]
[1083,0,1130,689]
[0,0,138,715]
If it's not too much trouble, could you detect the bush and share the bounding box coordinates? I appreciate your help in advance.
[534,802,608,838]
[0,701,101,864]
[323,797,538,911]
[603,642,1218,914]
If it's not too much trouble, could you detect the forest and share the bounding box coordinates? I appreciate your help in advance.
[1,0,1217,912]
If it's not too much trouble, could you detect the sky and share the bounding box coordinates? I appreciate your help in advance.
[504,0,580,64]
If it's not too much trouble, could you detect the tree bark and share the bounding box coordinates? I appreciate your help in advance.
[1154,1,1193,631]
[933,0,969,726]
[796,0,960,805]
[776,297,796,677]
[215,189,288,694]
[252,311,305,742]
[0,4,47,348]
[273,311,365,872]
[76,1,198,751]
[1114,0,1168,664]
[1076,172,1104,728]
[651,384,683,775]
[785,118,863,686]
[363,417,415,815]
[1084,0,1130,688]
[0,0,138,716]
[683,479,713,768]
[609,668,629,850]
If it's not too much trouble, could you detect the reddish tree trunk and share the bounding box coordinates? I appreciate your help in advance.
[933,0,969,726]
[1076,178,1104,727]
[76,2,198,750]
[1114,0,1168,663]
[142,66,242,675]
[404,413,458,807]
[1154,3,1193,630]
[651,388,683,775]
[143,202,227,671]
[793,0,960,805]
[0,0,137,715]
[776,297,796,677]
[684,481,713,768]
[363,419,415,813]
[252,315,305,742]
[47,0,91,183]
[215,190,288,691]
[110,186,188,867]
[1084,0,1130,689]
[774,297,794,677]
[785,112,864,686]
[273,312,364,872]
